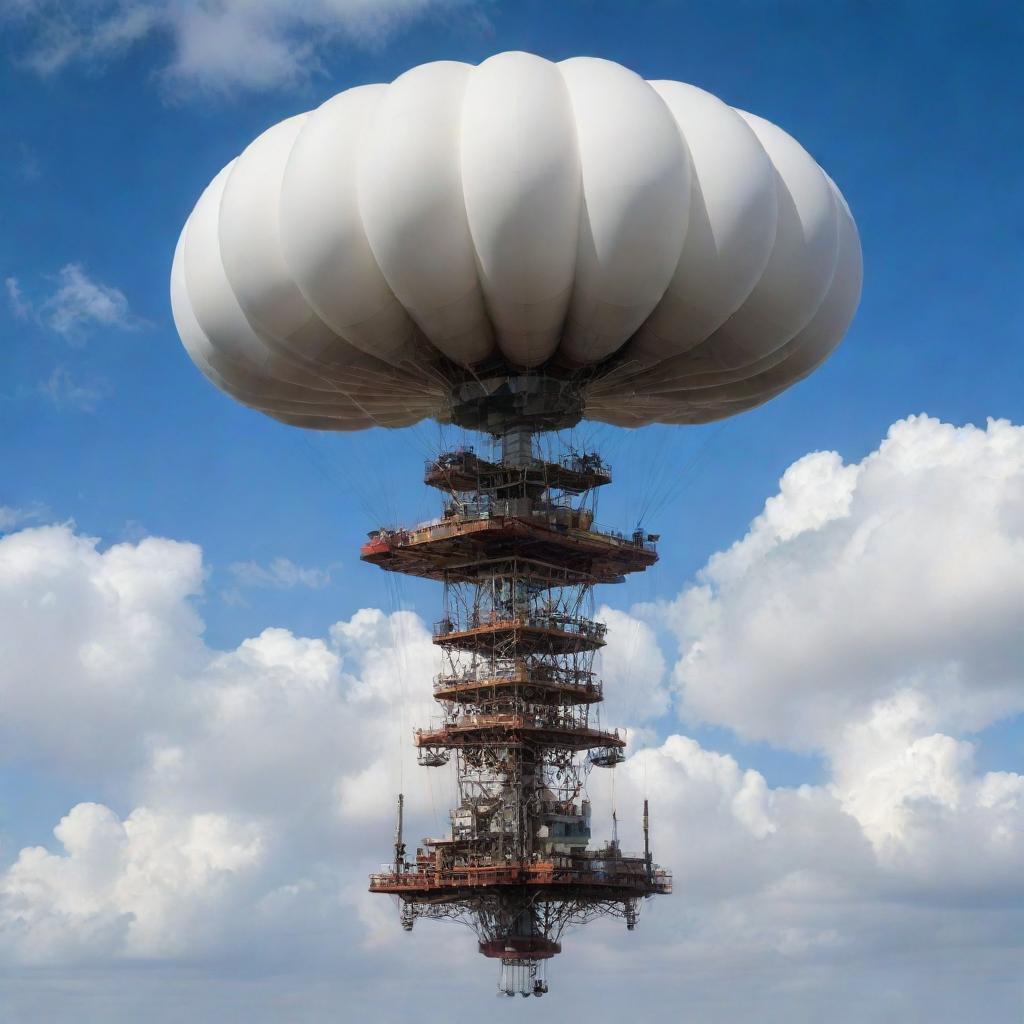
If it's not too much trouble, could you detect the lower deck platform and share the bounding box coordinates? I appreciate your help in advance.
[369,857,673,899]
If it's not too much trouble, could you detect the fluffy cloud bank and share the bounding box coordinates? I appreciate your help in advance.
[0,524,444,973]
[664,414,1024,751]
[1,415,1022,1021]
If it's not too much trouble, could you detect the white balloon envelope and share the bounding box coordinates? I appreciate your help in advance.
[170,51,862,433]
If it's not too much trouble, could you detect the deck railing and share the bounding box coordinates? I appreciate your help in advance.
[433,669,601,698]
[415,713,619,738]
[368,511,656,554]
[433,613,607,642]
[369,859,672,893]
[424,450,612,484]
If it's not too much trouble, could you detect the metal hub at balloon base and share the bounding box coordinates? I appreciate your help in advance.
[446,375,585,435]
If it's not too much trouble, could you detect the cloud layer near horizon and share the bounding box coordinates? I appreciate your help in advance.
[1,415,1022,1021]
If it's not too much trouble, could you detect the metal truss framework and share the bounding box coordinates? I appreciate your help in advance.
[364,434,671,997]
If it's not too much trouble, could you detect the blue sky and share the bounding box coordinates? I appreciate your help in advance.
[3,1,1022,606]
[1,3,1023,1022]
[4,0,1022,764]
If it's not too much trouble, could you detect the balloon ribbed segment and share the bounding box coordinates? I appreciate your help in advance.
[461,52,581,368]
[171,52,861,431]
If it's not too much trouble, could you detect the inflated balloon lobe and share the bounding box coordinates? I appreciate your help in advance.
[171,51,861,434]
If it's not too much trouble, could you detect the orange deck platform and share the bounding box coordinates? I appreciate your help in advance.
[414,713,625,753]
[425,451,612,495]
[369,857,673,900]
[361,513,656,584]
[433,616,606,654]
[433,671,603,705]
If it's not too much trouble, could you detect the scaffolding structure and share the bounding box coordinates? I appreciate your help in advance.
[364,427,671,997]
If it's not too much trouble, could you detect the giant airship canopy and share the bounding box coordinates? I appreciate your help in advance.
[170,51,861,434]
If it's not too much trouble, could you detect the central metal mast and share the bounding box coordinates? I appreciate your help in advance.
[364,399,671,996]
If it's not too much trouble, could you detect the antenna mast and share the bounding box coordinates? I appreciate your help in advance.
[643,798,652,882]
[393,792,405,875]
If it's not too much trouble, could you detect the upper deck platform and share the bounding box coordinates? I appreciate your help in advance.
[433,667,603,705]
[425,449,612,496]
[361,513,657,584]
[433,614,606,654]
[414,713,624,753]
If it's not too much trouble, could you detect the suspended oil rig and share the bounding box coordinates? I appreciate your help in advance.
[170,43,860,1006]
[363,389,672,998]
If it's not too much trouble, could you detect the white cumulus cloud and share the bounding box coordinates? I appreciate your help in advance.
[4,0,483,95]
[6,263,138,344]
[663,415,1024,752]
[0,502,46,530]
[42,263,136,338]
[0,802,265,964]
[594,604,671,728]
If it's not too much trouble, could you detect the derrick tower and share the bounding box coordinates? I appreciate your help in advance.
[364,383,672,998]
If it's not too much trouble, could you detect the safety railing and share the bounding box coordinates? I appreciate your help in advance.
[433,613,607,642]
[424,449,611,481]
[447,710,604,732]
[369,859,671,892]
[433,670,602,698]
[369,512,655,554]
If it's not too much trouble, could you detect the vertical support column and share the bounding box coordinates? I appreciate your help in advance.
[501,425,534,467]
